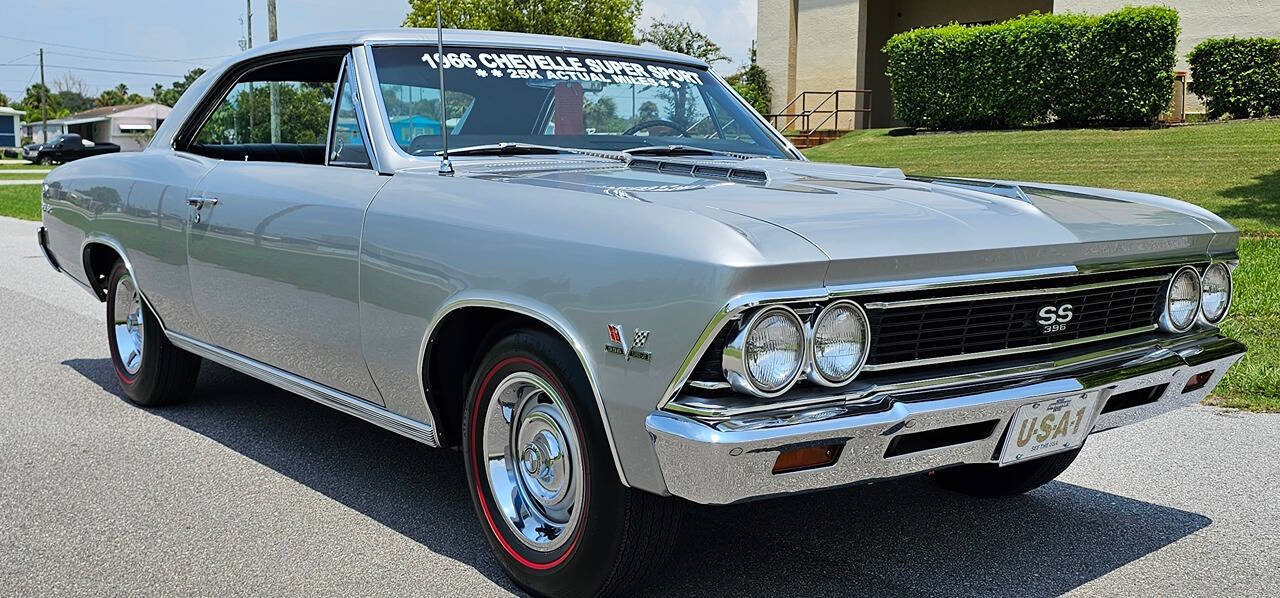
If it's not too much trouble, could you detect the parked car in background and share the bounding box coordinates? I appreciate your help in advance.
[35,30,1246,597]
[23,133,119,165]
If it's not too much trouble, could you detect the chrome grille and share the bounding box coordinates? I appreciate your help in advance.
[684,269,1180,389]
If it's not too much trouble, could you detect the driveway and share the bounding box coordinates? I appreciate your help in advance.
[0,215,1276,596]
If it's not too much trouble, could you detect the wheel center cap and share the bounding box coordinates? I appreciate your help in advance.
[521,445,543,475]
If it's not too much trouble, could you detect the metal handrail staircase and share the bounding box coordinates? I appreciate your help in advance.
[766,90,871,148]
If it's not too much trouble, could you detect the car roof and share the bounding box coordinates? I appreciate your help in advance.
[226,29,708,69]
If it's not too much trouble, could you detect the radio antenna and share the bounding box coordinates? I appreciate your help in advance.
[435,0,454,176]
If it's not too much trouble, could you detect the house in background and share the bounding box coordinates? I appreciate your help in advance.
[0,106,23,148]
[758,0,1280,129]
[21,121,67,144]
[23,103,171,150]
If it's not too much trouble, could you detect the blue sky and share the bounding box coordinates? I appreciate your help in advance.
[1,0,757,102]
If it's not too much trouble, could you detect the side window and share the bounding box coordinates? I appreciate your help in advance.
[187,55,343,165]
[328,68,370,168]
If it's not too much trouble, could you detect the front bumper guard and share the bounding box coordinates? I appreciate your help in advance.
[646,333,1245,504]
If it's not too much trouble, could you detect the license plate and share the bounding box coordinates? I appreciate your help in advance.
[999,392,1098,466]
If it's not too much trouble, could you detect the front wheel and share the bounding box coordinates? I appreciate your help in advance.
[462,330,680,597]
[931,446,1083,497]
[105,261,202,406]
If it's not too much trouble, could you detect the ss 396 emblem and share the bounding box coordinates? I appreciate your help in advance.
[1037,304,1074,334]
[606,324,651,361]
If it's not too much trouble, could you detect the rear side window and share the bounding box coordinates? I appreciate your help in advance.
[194,80,335,146]
[185,53,346,165]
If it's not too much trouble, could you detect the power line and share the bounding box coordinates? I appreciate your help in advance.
[44,50,229,65]
[0,64,187,78]
[0,34,226,66]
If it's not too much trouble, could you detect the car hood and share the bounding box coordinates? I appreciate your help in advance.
[448,156,1234,284]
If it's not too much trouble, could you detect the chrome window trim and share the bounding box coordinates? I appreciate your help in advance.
[171,46,354,155]
[326,53,380,171]
[351,44,399,175]
[659,258,1218,411]
[806,300,871,386]
[860,324,1158,372]
[861,273,1171,310]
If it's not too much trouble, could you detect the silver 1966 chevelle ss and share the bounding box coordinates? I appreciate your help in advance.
[37,29,1245,596]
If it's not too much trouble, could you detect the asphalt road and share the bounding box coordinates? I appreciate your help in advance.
[1,214,1277,597]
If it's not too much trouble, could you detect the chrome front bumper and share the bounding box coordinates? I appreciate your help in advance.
[645,333,1245,504]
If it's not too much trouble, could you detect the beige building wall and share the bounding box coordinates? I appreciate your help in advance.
[758,0,868,129]
[758,0,1280,127]
[865,0,1051,127]
[756,0,795,118]
[1056,0,1280,73]
[1056,0,1280,112]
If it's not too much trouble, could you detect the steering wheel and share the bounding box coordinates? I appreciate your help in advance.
[622,119,691,137]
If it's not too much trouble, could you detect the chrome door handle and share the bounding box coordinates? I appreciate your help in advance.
[186,197,219,208]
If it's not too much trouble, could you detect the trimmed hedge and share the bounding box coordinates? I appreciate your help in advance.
[1188,38,1280,119]
[885,7,1179,130]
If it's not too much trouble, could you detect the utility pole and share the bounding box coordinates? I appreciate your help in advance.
[39,48,47,143]
[245,1,254,137]
[268,0,280,143]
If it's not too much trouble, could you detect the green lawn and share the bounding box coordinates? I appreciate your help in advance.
[0,163,47,170]
[0,172,47,181]
[808,120,1280,411]
[0,185,41,220]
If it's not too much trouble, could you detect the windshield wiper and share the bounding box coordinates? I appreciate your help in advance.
[436,142,581,157]
[621,144,758,160]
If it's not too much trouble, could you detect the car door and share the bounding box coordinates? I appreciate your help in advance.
[184,53,387,402]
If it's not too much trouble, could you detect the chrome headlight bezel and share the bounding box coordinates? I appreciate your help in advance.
[806,300,871,387]
[1198,262,1233,324]
[722,306,808,398]
[1160,265,1202,333]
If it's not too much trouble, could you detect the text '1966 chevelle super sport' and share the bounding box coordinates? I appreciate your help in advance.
[36,29,1245,597]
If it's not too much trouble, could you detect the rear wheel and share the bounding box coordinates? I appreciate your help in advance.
[462,330,680,597]
[931,447,1083,497]
[105,261,202,406]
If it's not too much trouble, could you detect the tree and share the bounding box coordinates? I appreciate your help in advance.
[95,83,146,108]
[724,42,772,115]
[152,68,206,107]
[404,0,642,44]
[53,73,89,97]
[18,83,69,118]
[0,92,9,107]
[637,18,728,65]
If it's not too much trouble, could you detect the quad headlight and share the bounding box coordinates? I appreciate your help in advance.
[723,306,807,397]
[807,301,870,387]
[1200,262,1232,324]
[1162,266,1202,332]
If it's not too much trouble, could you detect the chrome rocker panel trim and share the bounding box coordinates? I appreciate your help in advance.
[168,332,439,447]
[646,333,1244,505]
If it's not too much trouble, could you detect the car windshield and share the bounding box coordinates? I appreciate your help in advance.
[369,45,788,159]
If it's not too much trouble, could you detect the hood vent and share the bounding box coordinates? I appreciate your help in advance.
[628,158,769,185]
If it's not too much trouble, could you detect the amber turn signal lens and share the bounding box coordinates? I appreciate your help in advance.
[772,444,842,474]
[1182,370,1215,393]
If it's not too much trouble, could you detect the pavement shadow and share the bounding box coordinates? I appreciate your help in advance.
[64,358,1210,597]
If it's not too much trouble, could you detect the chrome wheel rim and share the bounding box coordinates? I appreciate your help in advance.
[482,371,584,552]
[112,273,145,376]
